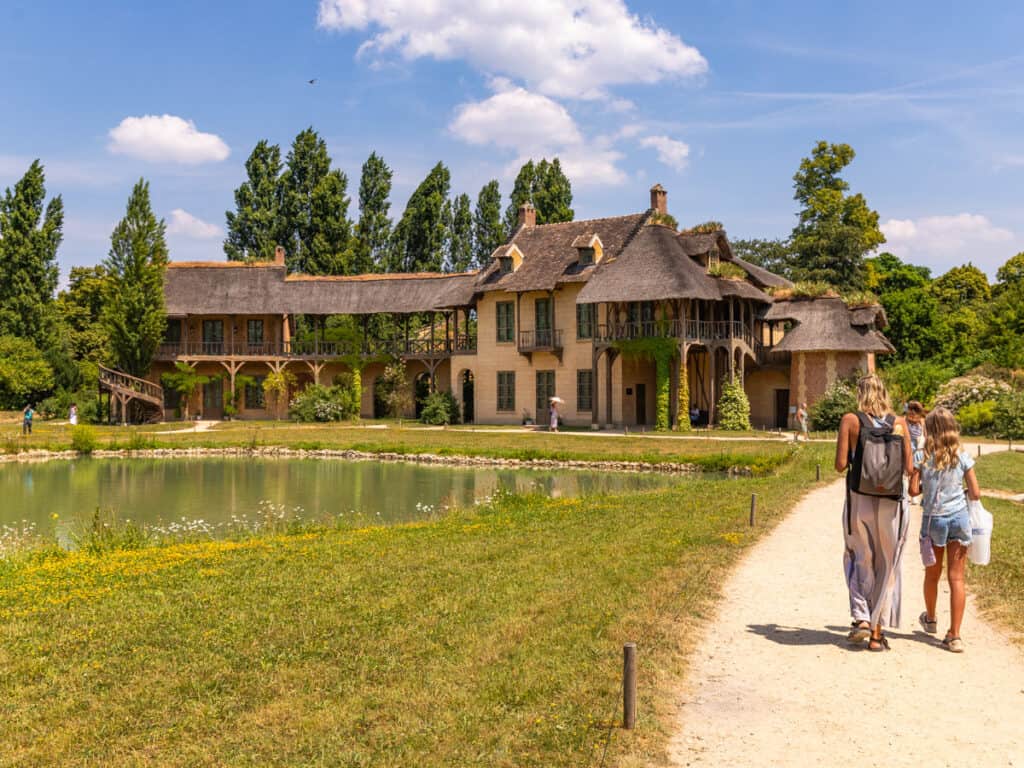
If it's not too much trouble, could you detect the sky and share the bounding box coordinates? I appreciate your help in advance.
[2,0,1023,282]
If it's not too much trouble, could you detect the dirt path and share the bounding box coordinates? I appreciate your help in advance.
[666,476,1024,767]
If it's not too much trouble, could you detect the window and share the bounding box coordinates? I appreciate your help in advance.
[577,370,593,412]
[576,303,594,340]
[164,319,182,343]
[496,302,515,342]
[535,370,555,416]
[499,256,513,274]
[497,371,515,412]
[578,247,594,266]
[535,298,551,331]
[245,376,266,409]
[163,387,181,410]
[247,319,264,345]
[202,319,224,353]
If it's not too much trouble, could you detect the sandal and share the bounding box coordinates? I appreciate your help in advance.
[868,634,890,652]
[847,621,871,643]
[942,634,965,653]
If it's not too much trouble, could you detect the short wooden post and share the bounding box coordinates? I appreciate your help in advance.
[749,493,757,526]
[816,463,821,481]
[623,643,637,730]
[978,444,982,458]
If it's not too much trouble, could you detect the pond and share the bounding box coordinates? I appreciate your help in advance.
[0,457,681,540]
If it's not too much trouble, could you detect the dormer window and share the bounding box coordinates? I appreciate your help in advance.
[571,234,603,266]
[499,256,513,274]
[578,247,595,266]
[707,247,720,272]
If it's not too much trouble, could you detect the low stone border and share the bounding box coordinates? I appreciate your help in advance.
[0,446,752,476]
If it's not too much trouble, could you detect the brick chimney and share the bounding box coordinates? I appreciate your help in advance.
[650,184,667,215]
[273,245,286,266]
[517,202,536,228]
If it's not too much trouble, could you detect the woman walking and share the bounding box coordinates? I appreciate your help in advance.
[834,374,913,651]
[905,401,925,452]
[914,407,979,653]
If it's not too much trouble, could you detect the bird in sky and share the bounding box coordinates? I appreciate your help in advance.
[308,78,317,85]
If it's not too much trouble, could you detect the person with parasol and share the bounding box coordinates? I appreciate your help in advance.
[549,396,564,432]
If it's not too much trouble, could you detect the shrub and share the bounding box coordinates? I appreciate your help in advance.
[0,335,55,409]
[994,392,1024,440]
[289,383,359,423]
[956,400,997,435]
[70,425,98,454]
[880,360,954,407]
[717,379,751,431]
[419,391,462,425]
[933,375,1011,414]
[809,381,857,431]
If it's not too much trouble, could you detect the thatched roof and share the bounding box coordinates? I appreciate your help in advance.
[765,298,894,353]
[165,263,290,315]
[715,276,772,302]
[849,305,888,329]
[576,224,723,303]
[475,213,648,293]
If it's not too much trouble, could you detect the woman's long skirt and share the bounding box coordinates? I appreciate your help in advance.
[843,490,909,628]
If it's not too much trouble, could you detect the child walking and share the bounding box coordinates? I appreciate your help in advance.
[912,407,980,653]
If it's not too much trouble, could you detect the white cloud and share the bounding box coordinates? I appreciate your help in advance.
[167,209,221,239]
[108,115,230,164]
[449,86,624,185]
[317,0,707,99]
[639,135,690,171]
[881,213,1018,276]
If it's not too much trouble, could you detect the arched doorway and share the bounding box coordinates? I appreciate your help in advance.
[414,372,431,419]
[460,370,474,423]
[373,376,388,419]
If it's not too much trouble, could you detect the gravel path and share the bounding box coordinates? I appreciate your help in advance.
[666,477,1024,767]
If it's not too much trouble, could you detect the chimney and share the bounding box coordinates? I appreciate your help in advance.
[650,184,667,215]
[273,245,286,266]
[517,202,536,228]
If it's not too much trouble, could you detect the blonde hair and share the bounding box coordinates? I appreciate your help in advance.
[856,374,892,418]
[924,407,962,471]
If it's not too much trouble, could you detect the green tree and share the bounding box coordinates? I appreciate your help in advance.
[281,128,353,275]
[352,152,393,274]
[473,180,505,267]
[224,140,285,262]
[0,160,63,347]
[931,263,990,306]
[866,252,930,293]
[878,286,943,361]
[389,162,451,273]
[447,193,473,272]
[160,361,211,420]
[0,335,54,409]
[504,157,574,231]
[102,179,168,377]
[790,141,884,290]
[995,252,1024,290]
[982,281,1024,369]
[56,266,111,365]
[730,238,795,277]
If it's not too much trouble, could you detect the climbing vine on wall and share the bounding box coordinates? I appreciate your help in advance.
[612,336,676,431]
[676,360,690,431]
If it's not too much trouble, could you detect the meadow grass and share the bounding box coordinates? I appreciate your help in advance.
[974,450,1024,494]
[0,442,833,767]
[3,421,797,473]
[968,496,1024,647]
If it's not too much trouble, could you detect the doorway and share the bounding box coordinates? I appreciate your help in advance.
[461,370,474,423]
[535,370,555,423]
[203,379,224,420]
[775,389,790,429]
[635,383,647,425]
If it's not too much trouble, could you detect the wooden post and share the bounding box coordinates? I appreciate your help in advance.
[816,463,821,481]
[978,444,982,458]
[749,493,757,526]
[623,643,637,730]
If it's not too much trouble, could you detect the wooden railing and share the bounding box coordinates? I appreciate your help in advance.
[155,336,478,360]
[594,319,754,345]
[98,365,164,405]
[518,328,563,351]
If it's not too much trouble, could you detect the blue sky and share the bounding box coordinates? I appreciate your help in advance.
[2,0,1022,281]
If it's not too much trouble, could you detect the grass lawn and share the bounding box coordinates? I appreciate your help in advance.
[968,496,1024,647]
[974,450,1024,494]
[3,421,797,473]
[0,442,833,767]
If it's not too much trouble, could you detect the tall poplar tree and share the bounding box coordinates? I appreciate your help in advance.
[280,128,353,275]
[473,179,505,267]
[353,152,393,273]
[102,179,168,377]
[504,160,536,233]
[503,157,574,231]
[389,162,451,273]
[224,140,285,262]
[447,193,473,272]
[0,160,63,347]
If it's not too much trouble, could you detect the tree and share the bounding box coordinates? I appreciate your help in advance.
[931,263,990,306]
[280,128,353,275]
[473,180,505,267]
[160,361,211,420]
[0,160,63,347]
[389,162,451,273]
[730,238,795,278]
[982,280,1024,369]
[995,252,1024,290]
[56,266,111,365]
[878,286,943,361]
[353,152,393,274]
[447,193,473,272]
[224,140,285,262]
[0,335,54,409]
[866,252,930,293]
[504,157,574,231]
[789,141,884,290]
[102,179,168,377]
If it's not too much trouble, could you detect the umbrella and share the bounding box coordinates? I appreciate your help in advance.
[549,396,565,405]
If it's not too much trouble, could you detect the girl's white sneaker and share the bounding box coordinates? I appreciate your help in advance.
[919,612,937,634]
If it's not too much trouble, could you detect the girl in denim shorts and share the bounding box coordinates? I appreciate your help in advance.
[911,407,980,653]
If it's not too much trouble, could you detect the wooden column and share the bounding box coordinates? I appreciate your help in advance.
[669,348,679,428]
[708,348,717,425]
[605,351,615,426]
[591,348,600,430]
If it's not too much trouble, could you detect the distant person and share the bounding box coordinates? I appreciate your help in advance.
[796,402,809,441]
[834,374,913,651]
[905,401,925,452]
[690,404,700,427]
[69,403,78,426]
[914,407,979,653]
[549,402,559,432]
[22,404,34,435]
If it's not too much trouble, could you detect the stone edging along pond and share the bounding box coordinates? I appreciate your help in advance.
[0,446,755,476]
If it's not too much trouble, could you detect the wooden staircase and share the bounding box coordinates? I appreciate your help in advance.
[98,365,164,423]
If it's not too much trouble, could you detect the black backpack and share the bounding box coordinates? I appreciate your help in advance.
[848,413,904,498]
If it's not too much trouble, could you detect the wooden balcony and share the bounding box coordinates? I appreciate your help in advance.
[517,328,563,361]
[594,320,756,347]
[155,336,478,362]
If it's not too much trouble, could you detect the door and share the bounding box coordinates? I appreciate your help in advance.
[203,379,224,420]
[775,389,790,429]
[536,370,555,423]
[636,383,647,425]
[202,319,224,355]
[535,297,551,346]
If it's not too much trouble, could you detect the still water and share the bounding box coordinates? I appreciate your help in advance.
[0,457,680,534]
